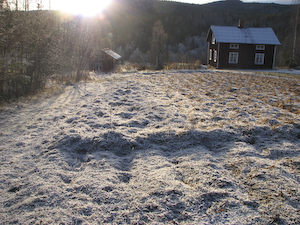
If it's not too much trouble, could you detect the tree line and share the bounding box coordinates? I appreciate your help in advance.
[0,9,113,102]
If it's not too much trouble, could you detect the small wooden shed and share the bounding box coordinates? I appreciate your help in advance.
[206,22,281,69]
[92,48,121,73]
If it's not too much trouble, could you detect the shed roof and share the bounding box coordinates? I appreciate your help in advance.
[208,25,281,45]
[102,48,122,60]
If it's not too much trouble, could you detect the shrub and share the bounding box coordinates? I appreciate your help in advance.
[285,58,298,69]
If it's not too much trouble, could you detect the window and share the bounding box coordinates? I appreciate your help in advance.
[212,34,215,45]
[255,53,265,65]
[230,44,239,49]
[214,50,217,62]
[209,49,212,61]
[95,63,102,71]
[229,52,239,64]
[256,45,265,50]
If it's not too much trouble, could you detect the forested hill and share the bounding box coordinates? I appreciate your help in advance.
[103,0,294,64]
[203,0,291,13]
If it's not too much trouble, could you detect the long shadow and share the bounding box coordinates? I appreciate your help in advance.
[50,123,300,170]
[52,129,236,155]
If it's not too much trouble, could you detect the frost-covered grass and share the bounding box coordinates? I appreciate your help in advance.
[0,70,300,224]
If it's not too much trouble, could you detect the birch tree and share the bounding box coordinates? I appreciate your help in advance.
[293,0,300,61]
[150,20,168,70]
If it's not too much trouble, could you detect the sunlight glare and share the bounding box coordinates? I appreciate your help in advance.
[58,0,112,16]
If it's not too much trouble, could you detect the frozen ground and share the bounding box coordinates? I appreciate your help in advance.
[0,70,300,224]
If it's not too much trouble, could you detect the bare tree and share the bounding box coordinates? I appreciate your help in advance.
[0,0,10,10]
[0,0,4,10]
[24,0,29,11]
[293,1,300,61]
[150,20,168,70]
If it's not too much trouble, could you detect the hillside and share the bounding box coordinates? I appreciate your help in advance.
[104,0,295,64]
[203,0,291,14]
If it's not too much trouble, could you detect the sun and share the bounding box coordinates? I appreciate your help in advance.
[57,0,112,17]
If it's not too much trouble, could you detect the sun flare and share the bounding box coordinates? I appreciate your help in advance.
[58,0,112,16]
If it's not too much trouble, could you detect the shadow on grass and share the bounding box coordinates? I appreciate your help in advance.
[50,123,300,163]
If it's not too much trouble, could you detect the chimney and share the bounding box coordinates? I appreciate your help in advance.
[238,20,244,28]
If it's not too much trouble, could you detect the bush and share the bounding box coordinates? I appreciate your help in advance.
[285,58,298,69]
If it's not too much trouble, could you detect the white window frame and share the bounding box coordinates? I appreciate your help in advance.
[214,50,217,62]
[230,44,239,49]
[229,52,239,64]
[209,49,212,61]
[256,45,265,50]
[212,34,215,45]
[255,53,265,65]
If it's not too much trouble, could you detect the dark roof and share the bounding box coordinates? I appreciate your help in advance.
[207,25,281,45]
[102,48,122,60]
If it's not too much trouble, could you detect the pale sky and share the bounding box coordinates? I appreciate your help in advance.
[177,0,292,4]
[175,0,294,4]
[30,0,295,14]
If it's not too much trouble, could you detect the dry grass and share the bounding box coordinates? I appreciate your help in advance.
[115,63,152,73]
[164,61,202,70]
[158,71,300,128]
[1,69,300,224]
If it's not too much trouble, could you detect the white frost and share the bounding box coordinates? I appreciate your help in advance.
[0,70,299,224]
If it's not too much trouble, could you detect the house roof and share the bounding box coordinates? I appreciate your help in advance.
[102,48,122,60]
[208,25,281,45]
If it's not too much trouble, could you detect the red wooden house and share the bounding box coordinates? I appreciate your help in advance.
[206,22,281,69]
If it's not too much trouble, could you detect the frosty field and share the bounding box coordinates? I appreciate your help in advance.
[0,70,300,224]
